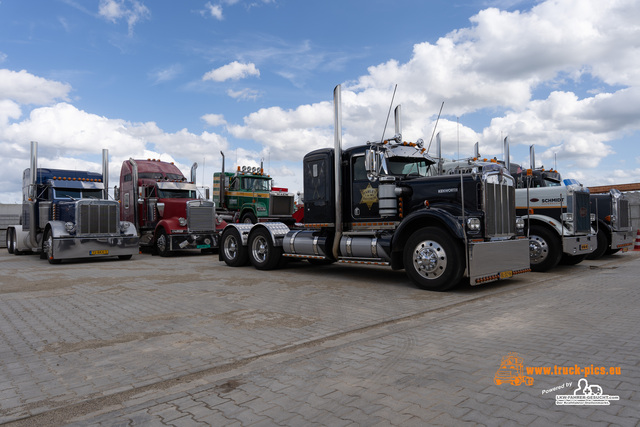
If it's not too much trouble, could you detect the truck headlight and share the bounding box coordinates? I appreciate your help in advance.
[515,217,525,230]
[119,221,130,233]
[466,217,481,231]
[65,222,76,233]
[561,213,573,222]
[178,217,187,226]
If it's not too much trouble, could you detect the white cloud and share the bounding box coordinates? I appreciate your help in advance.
[0,52,7,63]
[204,2,223,20]
[149,64,182,84]
[203,61,260,82]
[98,0,150,35]
[227,88,260,101]
[201,113,226,126]
[0,100,22,127]
[0,69,71,105]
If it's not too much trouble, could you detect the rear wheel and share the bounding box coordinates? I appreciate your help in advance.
[403,227,463,292]
[528,225,561,272]
[43,228,61,264]
[155,228,171,257]
[241,211,257,224]
[586,228,608,260]
[248,228,283,270]
[220,227,248,267]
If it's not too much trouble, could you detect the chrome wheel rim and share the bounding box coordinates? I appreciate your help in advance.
[156,234,167,253]
[251,235,268,263]
[45,232,54,258]
[412,240,447,280]
[223,234,238,260]
[529,235,548,264]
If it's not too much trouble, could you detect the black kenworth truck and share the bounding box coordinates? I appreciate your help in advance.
[217,85,530,291]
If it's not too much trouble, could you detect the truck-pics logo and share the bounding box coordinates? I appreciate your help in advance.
[494,353,534,386]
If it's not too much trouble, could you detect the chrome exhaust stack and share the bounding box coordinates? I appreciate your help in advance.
[394,105,402,141]
[436,132,443,175]
[474,142,480,159]
[28,141,39,248]
[503,137,510,173]
[219,152,225,208]
[530,145,536,170]
[102,149,109,199]
[190,162,198,184]
[332,85,343,260]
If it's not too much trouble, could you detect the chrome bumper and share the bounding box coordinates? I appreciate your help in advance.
[52,235,139,260]
[562,234,595,256]
[610,230,634,251]
[468,238,531,285]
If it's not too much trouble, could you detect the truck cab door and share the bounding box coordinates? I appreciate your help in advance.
[349,154,380,221]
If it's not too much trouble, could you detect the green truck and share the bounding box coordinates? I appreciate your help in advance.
[213,152,295,224]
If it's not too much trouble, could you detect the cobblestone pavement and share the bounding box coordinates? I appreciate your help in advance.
[0,249,639,426]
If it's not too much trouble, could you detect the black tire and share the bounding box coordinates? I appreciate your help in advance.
[403,227,464,292]
[155,228,171,257]
[560,253,587,265]
[6,228,14,254]
[248,228,283,270]
[240,211,257,224]
[528,225,561,272]
[586,228,608,260]
[43,228,61,264]
[220,227,249,267]
[118,255,133,260]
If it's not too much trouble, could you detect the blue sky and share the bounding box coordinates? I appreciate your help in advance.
[1,0,640,203]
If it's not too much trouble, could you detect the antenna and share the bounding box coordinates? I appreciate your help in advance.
[426,101,444,154]
[456,116,460,161]
[554,153,557,170]
[379,84,398,143]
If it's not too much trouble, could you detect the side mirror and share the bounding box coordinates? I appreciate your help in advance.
[365,149,384,182]
[114,185,120,201]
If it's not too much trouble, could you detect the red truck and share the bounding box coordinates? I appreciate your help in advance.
[115,158,224,256]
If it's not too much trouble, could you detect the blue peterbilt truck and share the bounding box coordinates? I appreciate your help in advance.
[5,141,139,263]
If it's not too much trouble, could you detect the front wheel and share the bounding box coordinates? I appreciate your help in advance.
[403,227,463,292]
[155,228,171,257]
[560,253,587,265]
[240,211,257,224]
[586,228,608,260]
[248,228,283,270]
[43,228,61,264]
[528,225,561,272]
[220,227,249,267]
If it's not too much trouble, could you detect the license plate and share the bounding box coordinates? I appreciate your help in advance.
[580,244,589,250]
[89,250,109,255]
[499,270,513,279]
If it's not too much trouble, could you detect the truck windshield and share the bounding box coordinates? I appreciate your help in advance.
[544,178,562,187]
[157,189,196,198]
[243,178,271,191]
[386,158,432,177]
[53,188,104,200]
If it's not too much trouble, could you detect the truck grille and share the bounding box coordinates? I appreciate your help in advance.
[77,201,118,235]
[618,199,630,229]
[187,200,215,232]
[484,181,516,237]
[270,194,294,216]
[573,191,591,234]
